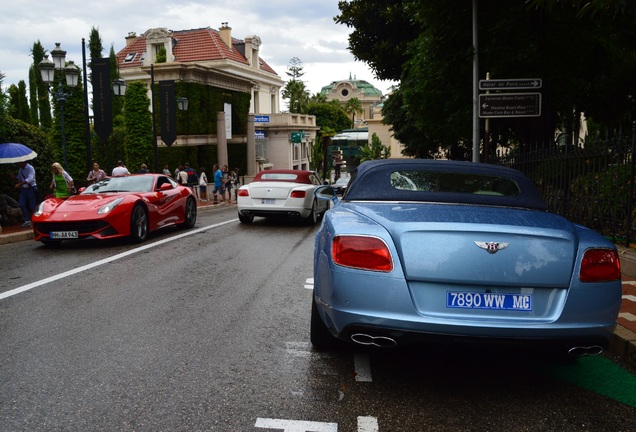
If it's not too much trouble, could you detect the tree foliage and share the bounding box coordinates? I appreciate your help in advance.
[49,67,88,182]
[343,97,364,128]
[358,132,390,162]
[123,81,154,172]
[282,79,310,113]
[336,0,636,159]
[31,41,52,129]
[286,56,305,80]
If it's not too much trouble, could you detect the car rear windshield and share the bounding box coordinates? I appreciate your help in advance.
[259,173,299,181]
[390,171,520,196]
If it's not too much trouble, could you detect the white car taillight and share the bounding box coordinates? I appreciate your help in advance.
[579,249,621,282]
[332,235,393,272]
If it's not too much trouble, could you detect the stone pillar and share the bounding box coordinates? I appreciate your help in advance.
[216,111,228,166]
[247,114,256,176]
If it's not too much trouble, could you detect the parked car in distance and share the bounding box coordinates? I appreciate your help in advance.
[237,169,329,225]
[311,159,622,358]
[32,174,197,245]
[332,176,350,195]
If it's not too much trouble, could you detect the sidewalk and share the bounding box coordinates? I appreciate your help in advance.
[1,207,635,367]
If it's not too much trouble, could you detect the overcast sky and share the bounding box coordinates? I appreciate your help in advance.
[0,0,397,100]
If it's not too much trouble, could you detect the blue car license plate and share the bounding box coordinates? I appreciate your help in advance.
[446,291,532,311]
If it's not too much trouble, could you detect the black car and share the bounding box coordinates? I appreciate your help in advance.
[332,177,350,195]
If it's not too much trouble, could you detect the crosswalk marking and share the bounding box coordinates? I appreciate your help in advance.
[305,278,314,290]
[622,295,636,302]
[619,312,636,322]
[622,280,636,285]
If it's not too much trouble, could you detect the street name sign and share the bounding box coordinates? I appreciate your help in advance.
[254,115,270,123]
[479,93,542,118]
[479,78,542,90]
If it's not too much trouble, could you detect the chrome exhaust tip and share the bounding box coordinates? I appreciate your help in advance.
[568,345,604,357]
[350,333,397,348]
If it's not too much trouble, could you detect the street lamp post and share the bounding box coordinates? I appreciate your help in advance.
[39,43,79,170]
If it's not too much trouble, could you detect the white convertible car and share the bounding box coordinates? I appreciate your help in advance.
[237,169,329,224]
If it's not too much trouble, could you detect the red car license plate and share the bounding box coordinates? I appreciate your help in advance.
[50,231,79,239]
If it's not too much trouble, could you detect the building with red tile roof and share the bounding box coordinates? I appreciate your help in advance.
[115,24,318,176]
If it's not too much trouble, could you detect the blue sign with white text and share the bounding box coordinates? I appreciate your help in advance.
[254,115,270,123]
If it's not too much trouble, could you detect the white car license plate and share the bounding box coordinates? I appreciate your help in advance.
[50,231,79,239]
[446,291,532,311]
[261,198,276,205]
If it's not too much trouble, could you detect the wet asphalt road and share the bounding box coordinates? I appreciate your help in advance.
[0,206,635,431]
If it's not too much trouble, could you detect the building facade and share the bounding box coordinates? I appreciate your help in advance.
[116,24,318,176]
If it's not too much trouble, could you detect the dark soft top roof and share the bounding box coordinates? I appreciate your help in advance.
[344,159,547,211]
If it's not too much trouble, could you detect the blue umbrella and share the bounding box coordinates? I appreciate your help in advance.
[0,143,38,164]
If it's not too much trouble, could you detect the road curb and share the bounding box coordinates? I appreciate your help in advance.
[0,229,33,245]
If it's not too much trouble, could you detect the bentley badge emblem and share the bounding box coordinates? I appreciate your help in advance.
[474,241,509,254]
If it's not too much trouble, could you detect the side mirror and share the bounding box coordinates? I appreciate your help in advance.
[315,185,338,204]
[159,182,173,191]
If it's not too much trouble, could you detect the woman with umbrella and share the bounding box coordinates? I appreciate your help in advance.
[0,143,39,228]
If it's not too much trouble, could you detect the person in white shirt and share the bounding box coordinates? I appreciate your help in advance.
[111,160,130,176]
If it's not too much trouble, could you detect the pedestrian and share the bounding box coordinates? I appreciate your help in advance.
[198,167,208,201]
[50,162,75,199]
[0,194,23,227]
[230,168,239,202]
[221,164,230,202]
[212,163,223,204]
[112,160,130,176]
[184,163,198,187]
[178,169,188,185]
[15,160,37,227]
[162,163,172,178]
[137,163,149,173]
[87,162,107,184]
[174,164,183,183]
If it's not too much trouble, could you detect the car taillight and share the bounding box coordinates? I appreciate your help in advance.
[238,189,249,197]
[579,249,621,282]
[290,190,306,198]
[332,235,393,272]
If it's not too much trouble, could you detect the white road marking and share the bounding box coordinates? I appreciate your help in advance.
[619,312,636,322]
[354,353,373,382]
[285,342,334,359]
[622,295,636,302]
[357,416,379,432]
[255,418,337,431]
[305,277,314,290]
[622,280,636,285]
[0,219,237,302]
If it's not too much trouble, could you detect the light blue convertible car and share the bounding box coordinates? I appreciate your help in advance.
[311,159,622,357]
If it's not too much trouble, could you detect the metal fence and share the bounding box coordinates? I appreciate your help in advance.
[495,122,636,246]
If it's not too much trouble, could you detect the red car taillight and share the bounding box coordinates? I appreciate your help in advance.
[579,249,621,282]
[332,235,393,272]
[290,190,306,198]
[238,189,249,197]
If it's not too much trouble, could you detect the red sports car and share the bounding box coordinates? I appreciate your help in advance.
[32,174,197,245]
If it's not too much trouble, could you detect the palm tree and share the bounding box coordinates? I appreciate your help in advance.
[344,97,364,128]
[282,79,310,113]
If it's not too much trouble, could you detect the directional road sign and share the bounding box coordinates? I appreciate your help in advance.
[479,93,542,118]
[479,78,542,90]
